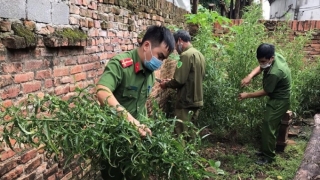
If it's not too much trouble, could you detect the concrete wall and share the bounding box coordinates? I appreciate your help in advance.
[270,0,320,20]
[0,0,187,179]
[0,0,69,24]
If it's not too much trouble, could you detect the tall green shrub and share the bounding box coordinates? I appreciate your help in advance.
[188,5,317,141]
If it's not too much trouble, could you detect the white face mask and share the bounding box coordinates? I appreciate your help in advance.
[260,63,271,69]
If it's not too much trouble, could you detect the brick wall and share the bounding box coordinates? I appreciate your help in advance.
[0,0,187,179]
[213,19,320,61]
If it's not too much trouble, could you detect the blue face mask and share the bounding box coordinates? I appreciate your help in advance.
[143,46,163,71]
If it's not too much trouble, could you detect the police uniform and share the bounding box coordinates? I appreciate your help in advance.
[97,49,154,180]
[262,53,291,162]
[98,49,155,120]
[165,45,205,136]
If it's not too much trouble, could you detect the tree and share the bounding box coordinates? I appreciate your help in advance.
[192,0,255,19]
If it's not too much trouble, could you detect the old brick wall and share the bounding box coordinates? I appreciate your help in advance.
[0,0,187,179]
[213,19,320,60]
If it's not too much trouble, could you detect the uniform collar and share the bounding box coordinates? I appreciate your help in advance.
[181,44,193,53]
[132,48,151,74]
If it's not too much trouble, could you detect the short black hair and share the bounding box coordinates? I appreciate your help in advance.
[173,30,191,43]
[141,25,175,54]
[256,43,275,59]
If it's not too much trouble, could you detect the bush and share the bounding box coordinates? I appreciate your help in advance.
[187,5,320,141]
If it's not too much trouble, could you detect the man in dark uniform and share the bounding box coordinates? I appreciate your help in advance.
[239,43,291,165]
[96,25,175,179]
[160,30,205,138]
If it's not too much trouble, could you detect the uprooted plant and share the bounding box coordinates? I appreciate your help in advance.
[0,85,223,179]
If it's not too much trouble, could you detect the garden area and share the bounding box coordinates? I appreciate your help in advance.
[1,4,320,180]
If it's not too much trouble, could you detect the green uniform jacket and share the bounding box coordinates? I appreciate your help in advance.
[97,49,155,120]
[263,53,291,99]
[166,45,205,109]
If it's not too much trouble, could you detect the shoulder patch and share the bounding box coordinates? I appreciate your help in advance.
[119,58,133,68]
[177,61,183,68]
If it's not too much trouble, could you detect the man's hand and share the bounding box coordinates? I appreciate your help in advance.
[238,92,249,100]
[127,114,152,137]
[159,79,171,89]
[241,76,252,87]
[137,124,152,137]
[160,81,166,89]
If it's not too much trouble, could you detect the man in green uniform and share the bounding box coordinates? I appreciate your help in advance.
[239,43,291,165]
[96,25,175,179]
[160,30,205,138]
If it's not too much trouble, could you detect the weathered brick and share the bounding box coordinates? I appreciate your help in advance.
[45,79,54,88]
[14,72,34,83]
[85,46,98,54]
[25,156,42,174]
[111,37,119,43]
[74,72,86,82]
[71,0,82,5]
[100,52,108,59]
[0,149,16,161]
[0,21,11,32]
[0,75,13,88]
[81,63,93,71]
[61,171,73,180]
[53,67,70,77]
[16,172,36,180]
[79,18,88,27]
[60,76,73,84]
[88,1,97,10]
[69,16,79,25]
[24,60,44,71]
[35,70,52,80]
[19,149,37,164]
[43,164,58,179]
[55,85,70,95]
[71,65,83,74]
[1,100,13,109]
[1,165,23,180]
[1,62,22,73]
[1,85,20,99]
[120,45,127,51]
[107,30,116,37]
[22,81,42,93]
[88,54,99,62]
[0,158,18,176]
[23,20,36,31]
[70,5,80,14]
[87,70,96,78]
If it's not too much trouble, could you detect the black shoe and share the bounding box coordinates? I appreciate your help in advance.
[255,157,272,165]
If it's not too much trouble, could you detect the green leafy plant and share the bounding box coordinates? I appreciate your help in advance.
[186,4,319,141]
[0,86,223,179]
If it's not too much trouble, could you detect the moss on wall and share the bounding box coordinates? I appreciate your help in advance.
[54,28,87,44]
[11,23,36,47]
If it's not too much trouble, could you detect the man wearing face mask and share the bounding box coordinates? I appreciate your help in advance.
[238,43,291,165]
[96,25,175,179]
[160,30,205,138]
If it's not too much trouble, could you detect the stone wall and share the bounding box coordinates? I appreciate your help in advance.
[0,0,188,179]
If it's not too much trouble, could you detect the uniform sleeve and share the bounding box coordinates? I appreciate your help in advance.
[263,74,279,94]
[97,58,123,92]
[166,54,192,89]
